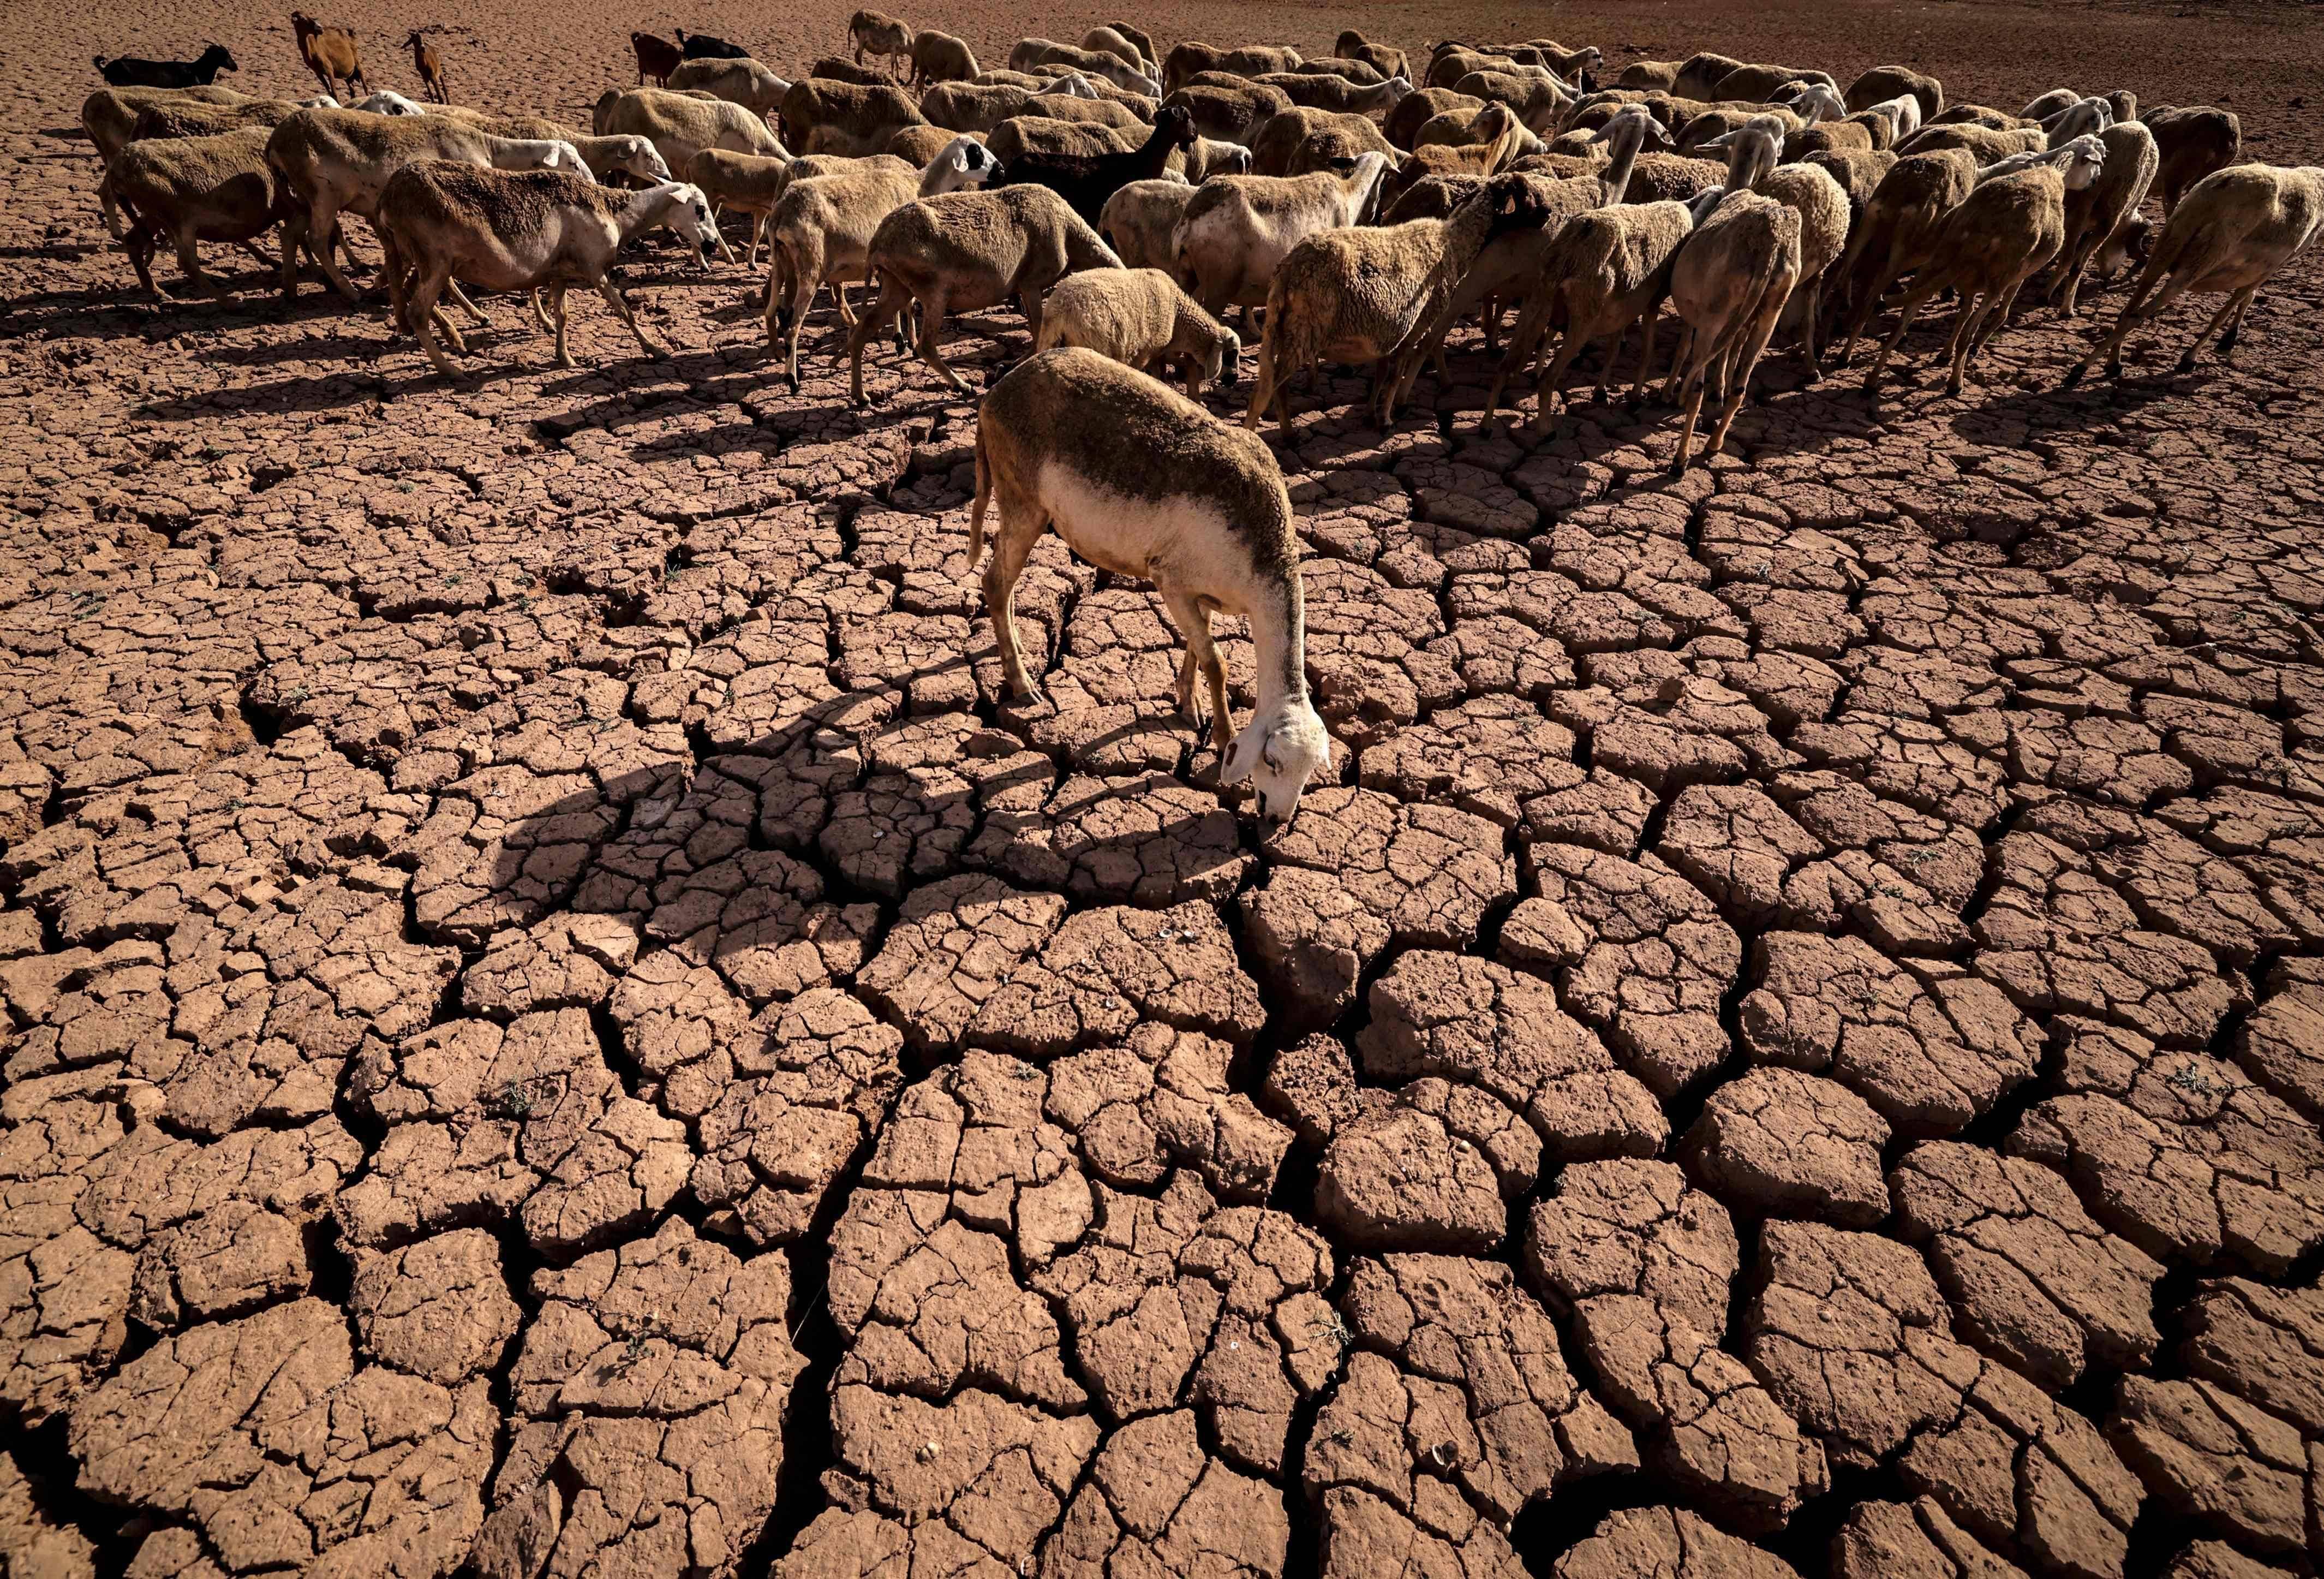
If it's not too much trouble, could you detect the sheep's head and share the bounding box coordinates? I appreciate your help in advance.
[1480,171,1550,235]
[619,137,673,183]
[541,140,592,177]
[933,134,997,190]
[2056,134,2107,189]
[658,182,720,261]
[1155,106,1198,150]
[1222,699,1332,831]
[1593,103,1672,151]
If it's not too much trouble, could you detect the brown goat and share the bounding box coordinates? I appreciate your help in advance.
[405,29,448,105]
[290,12,366,99]
[630,31,680,87]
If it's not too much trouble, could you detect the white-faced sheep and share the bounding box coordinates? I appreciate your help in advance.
[1247,172,1551,429]
[1862,136,2107,395]
[1663,189,1803,471]
[1035,267,1242,394]
[971,347,1333,826]
[845,182,1121,402]
[665,57,789,121]
[850,10,916,71]
[264,107,589,300]
[1486,197,1696,432]
[376,166,714,375]
[2065,163,2324,384]
[2050,118,2159,314]
[1100,178,1199,270]
[1173,151,1394,317]
[766,134,998,383]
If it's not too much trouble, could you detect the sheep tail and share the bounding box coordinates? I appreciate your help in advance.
[966,422,991,571]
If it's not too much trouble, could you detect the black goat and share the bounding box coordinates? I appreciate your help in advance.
[999,105,1196,227]
[676,29,748,60]
[94,43,238,87]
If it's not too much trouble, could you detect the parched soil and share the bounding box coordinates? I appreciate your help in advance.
[3,0,2323,1573]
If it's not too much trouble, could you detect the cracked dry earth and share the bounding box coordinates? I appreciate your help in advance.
[5,0,2324,1575]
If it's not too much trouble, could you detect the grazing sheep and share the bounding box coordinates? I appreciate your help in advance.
[1082,26,1154,74]
[1831,147,1979,362]
[1036,266,1241,394]
[290,13,367,100]
[846,9,913,71]
[1847,65,1943,122]
[845,183,1121,402]
[107,127,282,296]
[631,32,680,87]
[1163,43,1304,94]
[781,79,925,157]
[971,348,1333,825]
[1620,59,1683,93]
[2021,87,2082,122]
[1180,139,1253,183]
[85,85,256,234]
[926,82,1139,135]
[1700,120,1853,375]
[806,56,904,89]
[2065,163,2324,384]
[1162,82,1292,144]
[1173,151,1394,315]
[1252,106,1398,177]
[2050,118,2159,314]
[1100,178,1199,269]
[403,30,447,105]
[600,87,786,175]
[998,105,1196,225]
[678,30,749,61]
[666,57,789,121]
[684,148,792,265]
[1104,23,1161,73]
[2144,106,2243,213]
[377,165,713,372]
[1662,190,1803,471]
[1012,39,1160,96]
[909,29,978,86]
[1451,68,1576,136]
[1252,71,1413,118]
[125,99,306,141]
[1712,63,1836,102]
[1851,94,1924,148]
[1337,30,1410,84]
[1863,137,2107,395]
[1664,53,1743,99]
[1293,58,1389,87]
[264,105,588,299]
[1248,172,1551,428]
[95,44,237,89]
[1486,198,1696,432]
[766,134,999,381]
[1899,122,2046,161]
[348,89,427,115]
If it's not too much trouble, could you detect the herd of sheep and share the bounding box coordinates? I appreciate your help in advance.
[70,20,2324,825]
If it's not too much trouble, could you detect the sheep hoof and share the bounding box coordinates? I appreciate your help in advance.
[2175,353,2198,374]
[2060,365,2086,390]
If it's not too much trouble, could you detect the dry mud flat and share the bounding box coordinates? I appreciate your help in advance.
[5,0,2324,1574]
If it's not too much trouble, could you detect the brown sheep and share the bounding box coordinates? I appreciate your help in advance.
[631,32,680,87]
[290,11,367,99]
[2050,120,2159,314]
[404,29,447,105]
[2144,106,2243,213]
[1846,65,1943,122]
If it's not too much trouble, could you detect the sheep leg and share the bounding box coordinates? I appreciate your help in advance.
[278,212,311,299]
[1670,338,1716,474]
[446,281,490,329]
[547,286,572,368]
[236,240,279,272]
[123,224,162,300]
[1630,308,1662,407]
[782,256,819,389]
[907,288,972,392]
[1707,289,1788,463]
[1938,290,1987,393]
[1483,298,1555,431]
[981,504,1045,702]
[744,213,763,270]
[1160,584,1215,727]
[1838,252,1902,368]
[846,275,912,405]
[1241,330,1283,432]
[2215,291,2255,360]
[410,270,459,378]
[1533,325,1592,437]
[309,199,361,302]
[598,276,669,359]
[1961,277,2030,388]
[1796,273,1827,379]
[1594,322,1626,406]
[1660,325,1694,404]
[99,172,126,241]
[530,290,552,333]
[1863,287,1935,393]
[2179,287,2253,372]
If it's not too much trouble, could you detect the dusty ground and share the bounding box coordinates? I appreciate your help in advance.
[5,0,2324,1574]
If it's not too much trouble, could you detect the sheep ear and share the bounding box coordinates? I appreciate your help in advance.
[1217,733,1256,785]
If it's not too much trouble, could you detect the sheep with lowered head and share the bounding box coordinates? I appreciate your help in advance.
[1035,266,1241,395]
[970,347,1334,828]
